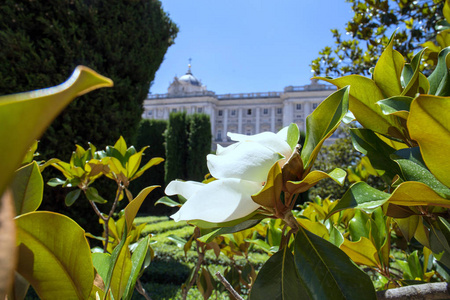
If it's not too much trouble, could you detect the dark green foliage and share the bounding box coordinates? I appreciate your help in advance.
[131,119,171,215]
[311,0,444,77]
[0,0,178,159]
[165,112,189,184]
[187,114,212,181]
[165,112,212,184]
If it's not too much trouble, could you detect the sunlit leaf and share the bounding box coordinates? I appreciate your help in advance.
[377,96,413,119]
[428,47,450,96]
[154,196,181,207]
[287,123,300,150]
[252,162,283,208]
[16,212,94,299]
[0,66,112,196]
[389,181,450,208]
[11,162,43,215]
[122,236,151,300]
[286,168,346,195]
[124,186,159,232]
[340,237,381,268]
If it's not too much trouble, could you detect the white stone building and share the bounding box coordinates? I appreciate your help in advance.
[142,65,338,149]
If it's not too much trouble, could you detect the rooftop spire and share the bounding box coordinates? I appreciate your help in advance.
[187,58,192,75]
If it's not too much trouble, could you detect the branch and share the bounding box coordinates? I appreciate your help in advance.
[215,271,244,300]
[377,282,450,300]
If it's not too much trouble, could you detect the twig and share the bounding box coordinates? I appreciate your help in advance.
[102,184,123,253]
[215,271,244,300]
[182,228,204,300]
[377,282,450,300]
[135,278,152,300]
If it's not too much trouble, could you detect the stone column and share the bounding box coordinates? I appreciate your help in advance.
[163,107,169,119]
[271,107,276,132]
[255,108,260,133]
[238,108,243,134]
[223,108,228,141]
[283,102,293,126]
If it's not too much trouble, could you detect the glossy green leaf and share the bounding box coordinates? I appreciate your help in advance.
[428,47,450,96]
[167,234,187,248]
[109,237,132,300]
[250,247,309,300]
[328,226,344,247]
[11,161,43,215]
[199,219,261,243]
[0,66,112,196]
[124,186,159,232]
[65,189,82,207]
[392,147,450,198]
[92,252,111,285]
[348,210,370,242]
[286,168,346,195]
[301,87,349,173]
[329,182,390,216]
[430,225,450,269]
[408,95,450,188]
[287,123,300,150]
[188,211,265,229]
[350,128,401,182]
[373,34,404,97]
[154,196,181,207]
[294,227,376,299]
[113,137,128,158]
[377,96,413,119]
[388,181,450,208]
[396,215,420,242]
[16,212,94,299]
[86,187,108,204]
[47,177,66,187]
[316,75,403,139]
[122,236,151,300]
[401,49,428,97]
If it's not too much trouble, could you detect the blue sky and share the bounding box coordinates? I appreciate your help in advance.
[150,0,353,95]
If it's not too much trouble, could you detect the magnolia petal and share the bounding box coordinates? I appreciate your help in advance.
[227,131,292,158]
[170,178,262,223]
[165,180,204,199]
[207,141,282,182]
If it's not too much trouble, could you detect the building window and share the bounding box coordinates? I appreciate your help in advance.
[247,109,252,115]
[263,108,269,115]
[246,129,252,135]
[277,108,282,114]
[231,109,236,116]
[197,107,203,113]
[218,110,223,116]
[296,104,302,110]
[147,110,152,116]
[312,103,319,109]
[171,108,177,113]
[217,130,222,140]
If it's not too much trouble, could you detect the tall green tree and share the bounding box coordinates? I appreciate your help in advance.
[311,0,444,77]
[165,112,189,184]
[0,0,178,160]
[187,114,212,181]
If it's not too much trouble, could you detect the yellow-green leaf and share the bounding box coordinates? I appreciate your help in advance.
[251,162,283,208]
[16,212,94,299]
[395,215,420,242]
[286,168,346,195]
[373,35,405,97]
[113,137,128,157]
[340,237,381,268]
[297,218,329,240]
[389,181,450,208]
[11,162,43,215]
[124,186,159,232]
[109,237,132,300]
[408,95,450,188]
[0,66,112,196]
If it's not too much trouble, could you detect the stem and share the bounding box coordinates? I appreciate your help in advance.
[182,228,204,300]
[103,184,124,253]
[215,272,244,300]
[135,278,152,300]
[89,200,107,221]
[283,210,299,234]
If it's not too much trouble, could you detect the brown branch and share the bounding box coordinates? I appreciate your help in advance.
[135,278,152,300]
[102,184,123,253]
[377,282,450,300]
[182,228,204,300]
[215,271,244,300]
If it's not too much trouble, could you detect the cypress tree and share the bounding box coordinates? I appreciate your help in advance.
[164,112,189,184]
[187,114,212,181]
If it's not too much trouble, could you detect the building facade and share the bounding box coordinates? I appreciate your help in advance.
[142,65,338,148]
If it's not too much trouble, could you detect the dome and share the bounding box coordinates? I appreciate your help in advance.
[178,67,201,86]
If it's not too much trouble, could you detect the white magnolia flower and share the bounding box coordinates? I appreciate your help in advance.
[165,128,293,223]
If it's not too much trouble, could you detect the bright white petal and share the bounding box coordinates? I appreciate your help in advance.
[170,178,261,223]
[165,180,204,199]
[207,141,281,182]
[227,131,292,158]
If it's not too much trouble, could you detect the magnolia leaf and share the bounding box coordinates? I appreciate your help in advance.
[47,177,66,187]
[65,189,82,207]
[285,168,346,195]
[16,212,94,299]
[349,210,370,242]
[396,215,420,242]
[286,123,300,150]
[0,66,112,196]
[401,49,428,97]
[428,47,450,96]
[86,187,108,204]
[124,186,159,232]
[377,96,413,119]
[109,237,132,300]
[167,234,187,248]
[250,247,309,300]
[122,236,151,300]
[329,226,344,247]
[340,237,381,268]
[408,95,450,188]
[294,227,376,299]
[130,157,164,181]
[373,33,404,97]
[188,212,266,229]
[301,87,349,173]
[0,190,16,299]
[125,147,146,179]
[389,181,450,208]
[316,75,403,139]
[11,161,43,215]
[197,267,213,300]
[430,225,450,269]
[328,182,390,216]
[297,218,329,240]
[350,128,401,182]
[199,219,261,243]
[392,147,450,198]
[113,137,128,157]
[154,196,181,207]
